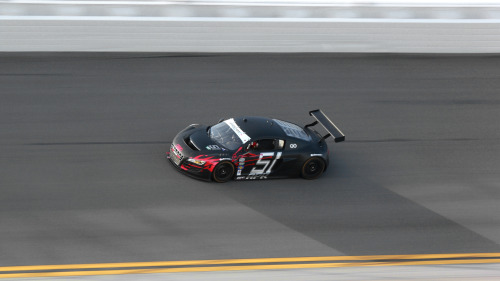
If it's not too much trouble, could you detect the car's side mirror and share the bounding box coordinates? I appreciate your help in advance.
[246,141,258,151]
[218,118,225,123]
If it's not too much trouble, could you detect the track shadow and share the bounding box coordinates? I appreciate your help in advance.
[215,149,500,255]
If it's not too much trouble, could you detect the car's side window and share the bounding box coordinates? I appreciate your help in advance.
[247,139,285,151]
[275,139,285,150]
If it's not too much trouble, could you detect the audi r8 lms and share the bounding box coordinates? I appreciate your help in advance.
[166,109,345,182]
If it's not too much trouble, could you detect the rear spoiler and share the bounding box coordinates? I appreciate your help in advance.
[306,109,345,143]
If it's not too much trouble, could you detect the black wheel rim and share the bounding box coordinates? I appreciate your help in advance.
[217,166,228,177]
[306,161,319,175]
[214,163,233,182]
[303,159,324,178]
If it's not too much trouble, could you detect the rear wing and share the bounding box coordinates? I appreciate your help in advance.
[306,109,345,143]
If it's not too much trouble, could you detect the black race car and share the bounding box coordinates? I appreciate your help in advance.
[167,109,345,182]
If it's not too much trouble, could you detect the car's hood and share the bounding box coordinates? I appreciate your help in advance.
[188,129,226,152]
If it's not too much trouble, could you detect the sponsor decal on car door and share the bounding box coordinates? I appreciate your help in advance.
[236,152,282,180]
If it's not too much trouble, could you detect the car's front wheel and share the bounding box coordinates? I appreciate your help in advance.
[301,157,326,180]
[212,161,235,183]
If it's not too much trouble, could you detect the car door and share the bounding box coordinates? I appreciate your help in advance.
[235,139,285,180]
[277,138,304,178]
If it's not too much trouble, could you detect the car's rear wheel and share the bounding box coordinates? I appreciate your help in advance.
[301,157,326,180]
[212,161,235,183]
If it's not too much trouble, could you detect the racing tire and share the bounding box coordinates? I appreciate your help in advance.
[301,157,326,180]
[212,161,235,183]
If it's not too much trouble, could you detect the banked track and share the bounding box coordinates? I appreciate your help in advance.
[0,53,500,279]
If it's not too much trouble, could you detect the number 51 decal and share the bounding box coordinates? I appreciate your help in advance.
[249,152,282,175]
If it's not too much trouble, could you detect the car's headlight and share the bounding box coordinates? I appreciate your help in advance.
[187,158,206,166]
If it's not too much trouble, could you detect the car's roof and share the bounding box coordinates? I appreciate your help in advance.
[232,116,290,140]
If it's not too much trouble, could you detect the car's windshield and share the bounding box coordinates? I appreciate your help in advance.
[209,119,250,150]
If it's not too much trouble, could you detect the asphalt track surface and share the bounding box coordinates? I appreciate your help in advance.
[1,53,500,277]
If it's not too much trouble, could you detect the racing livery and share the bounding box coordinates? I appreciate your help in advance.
[167,109,345,182]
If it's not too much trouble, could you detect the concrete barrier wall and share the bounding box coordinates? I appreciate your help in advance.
[2,1,500,19]
[2,19,500,53]
[1,1,500,52]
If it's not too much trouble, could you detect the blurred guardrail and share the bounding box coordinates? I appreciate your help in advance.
[1,0,500,52]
